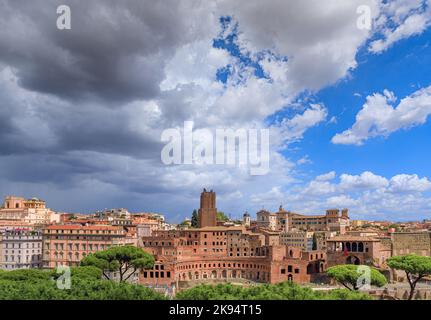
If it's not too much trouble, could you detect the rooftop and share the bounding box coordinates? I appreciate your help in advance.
[327,235,379,242]
[45,224,120,231]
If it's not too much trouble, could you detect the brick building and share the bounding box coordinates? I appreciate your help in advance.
[285,209,349,233]
[138,191,326,288]
[138,226,326,287]
[391,231,431,256]
[42,225,126,268]
[198,189,217,228]
[248,206,350,234]
[326,235,392,268]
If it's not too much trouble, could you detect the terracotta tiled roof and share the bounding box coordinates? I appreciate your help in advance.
[327,236,379,242]
[194,226,244,231]
[45,224,120,231]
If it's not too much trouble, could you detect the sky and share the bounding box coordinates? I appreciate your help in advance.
[0,0,430,222]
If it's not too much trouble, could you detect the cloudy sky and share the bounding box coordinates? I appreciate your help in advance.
[0,0,430,222]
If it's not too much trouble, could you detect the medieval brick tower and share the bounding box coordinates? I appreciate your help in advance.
[198,189,217,228]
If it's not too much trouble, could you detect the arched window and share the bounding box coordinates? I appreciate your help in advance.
[358,242,364,252]
[352,242,358,252]
[346,242,351,252]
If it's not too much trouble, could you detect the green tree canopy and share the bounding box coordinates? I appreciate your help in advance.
[387,254,431,300]
[327,265,387,291]
[175,282,372,300]
[0,267,165,300]
[216,211,229,222]
[80,246,155,282]
[191,209,198,228]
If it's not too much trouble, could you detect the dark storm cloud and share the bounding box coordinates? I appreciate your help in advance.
[0,0,209,103]
[0,66,164,159]
[0,0,202,200]
[0,154,100,185]
[42,103,164,158]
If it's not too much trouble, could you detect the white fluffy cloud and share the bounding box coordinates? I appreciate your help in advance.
[340,171,389,190]
[315,171,337,181]
[370,0,431,53]
[218,0,380,93]
[388,174,431,193]
[249,171,431,220]
[332,86,431,145]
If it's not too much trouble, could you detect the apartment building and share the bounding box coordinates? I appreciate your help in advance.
[0,230,42,270]
[42,224,126,268]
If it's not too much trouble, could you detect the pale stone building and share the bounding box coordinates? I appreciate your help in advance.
[256,210,277,231]
[279,231,314,251]
[0,196,61,225]
[0,230,43,270]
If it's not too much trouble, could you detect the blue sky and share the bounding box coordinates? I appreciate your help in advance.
[301,27,431,179]
[214,16,431,181]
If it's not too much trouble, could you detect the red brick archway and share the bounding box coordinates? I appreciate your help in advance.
[346,255,360,265]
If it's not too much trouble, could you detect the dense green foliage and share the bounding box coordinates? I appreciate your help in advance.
[0,267,165,300]
[387,254,431,300]
[80,245,155,282]
[216,211,229,222]
[0,268,376,300]
[175,282,372,300]
[326,265,387,290]
[191,209,198,227]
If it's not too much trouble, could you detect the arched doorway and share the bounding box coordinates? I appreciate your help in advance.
[211,270,217,279]
[346,256,360,265]
[222,270,227,279]
[288,274,293,282]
